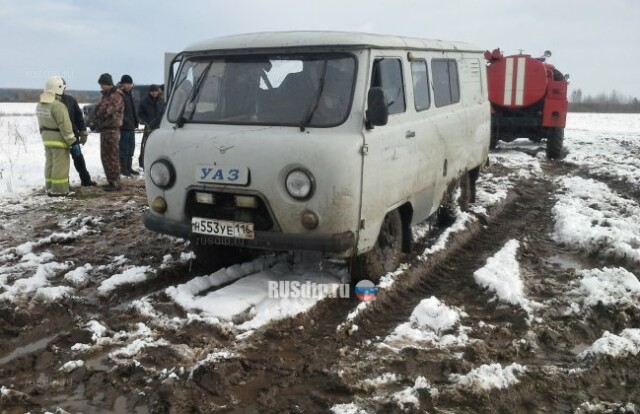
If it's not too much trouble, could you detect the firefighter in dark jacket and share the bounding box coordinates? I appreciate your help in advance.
[95,73,124,191]
[36,75,77,196]
[60,79,97,187]
[118,74,139,176]
[137,84,164,169]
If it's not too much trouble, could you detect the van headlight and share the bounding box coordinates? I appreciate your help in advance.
[150,160,176,189]
[286,169,314,200]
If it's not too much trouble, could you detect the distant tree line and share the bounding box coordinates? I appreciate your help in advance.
[0,88,101,104]
[2,87,638,113]
[569,89,640,113]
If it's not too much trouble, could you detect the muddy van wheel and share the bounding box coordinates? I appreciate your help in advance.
[438,171,472,226]
[350,210,403,284]
[490,134,499,149]
[546,127,564,159]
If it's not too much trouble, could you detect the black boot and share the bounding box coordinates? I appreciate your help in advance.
[102,181,121,192]
[121,157,131,177]
[128,158,140,176]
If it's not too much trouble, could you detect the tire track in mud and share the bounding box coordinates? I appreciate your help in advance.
[347,180,553,341]
[198,159,640,413]
[176,175,558,413]
[573,166,640,204]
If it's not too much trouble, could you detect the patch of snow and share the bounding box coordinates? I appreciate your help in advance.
[361,372,399,390]
[160,251,195,269]
[86,320,108,342]
[449,362,527,393]
[552,176,640,264]
[473,239,537,314]
[569,267,640,312]
[384,296,470,348]
[190,350,237,377]
[330,403,367,414]
[97,265,152,296]
[63,264,93,288]
[574,401,636,414]
[579,329,640,359]
[388,376,436,410]
[0,257,72,302]
[565,113,640,186]
[166,255,347,331]
[59,360,85,373]
[109,337,170,359]
[33,286,75,301]
[71,343,92,353]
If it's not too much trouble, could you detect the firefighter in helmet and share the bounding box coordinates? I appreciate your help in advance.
[36,75,77,196]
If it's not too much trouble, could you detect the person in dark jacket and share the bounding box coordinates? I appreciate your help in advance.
[137,84,164,169]
[118,74,139,176]
[95,73,124,191]
[60,79,97,186]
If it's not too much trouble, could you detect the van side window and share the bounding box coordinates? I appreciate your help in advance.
[432,59,460,107]
[371,58,405,114]
[411,60,430,111]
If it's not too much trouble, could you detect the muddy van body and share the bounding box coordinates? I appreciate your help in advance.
[143,31,490,280]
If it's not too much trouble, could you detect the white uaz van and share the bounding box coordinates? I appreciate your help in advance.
[143,31,490,281]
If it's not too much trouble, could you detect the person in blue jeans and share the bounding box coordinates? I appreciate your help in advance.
[118,74,139,176]
[60,79,97,186]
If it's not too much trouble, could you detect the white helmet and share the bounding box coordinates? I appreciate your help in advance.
[44,75,66,95]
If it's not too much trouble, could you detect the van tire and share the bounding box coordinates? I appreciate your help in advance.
[438,172,472,226]
[490,134,499,149]
[350,210,403,284]
[546,127,564,159]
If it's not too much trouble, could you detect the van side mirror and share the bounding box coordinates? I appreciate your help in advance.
[366,87,389,129]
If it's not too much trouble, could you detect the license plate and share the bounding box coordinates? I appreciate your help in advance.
[191,217,254,240]
[196,165,248,185]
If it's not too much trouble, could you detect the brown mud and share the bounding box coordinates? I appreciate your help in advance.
[1,158,639,413]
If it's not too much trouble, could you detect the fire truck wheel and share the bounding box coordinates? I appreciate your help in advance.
[350,209,403,284]
[546,127,564,159]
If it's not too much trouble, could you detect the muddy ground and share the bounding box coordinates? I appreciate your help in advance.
[0,149,639,414]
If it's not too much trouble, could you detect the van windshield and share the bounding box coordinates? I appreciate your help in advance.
[167,53,356,128]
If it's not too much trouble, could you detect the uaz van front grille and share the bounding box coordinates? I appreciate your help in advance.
[184,191,274,231]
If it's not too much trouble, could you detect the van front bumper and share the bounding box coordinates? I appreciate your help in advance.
[143,212,356,254]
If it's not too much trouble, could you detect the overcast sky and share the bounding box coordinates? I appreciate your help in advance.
[1,0,639,99]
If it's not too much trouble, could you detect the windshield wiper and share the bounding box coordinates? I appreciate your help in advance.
[299,60,328,131]
[175,62,213,129]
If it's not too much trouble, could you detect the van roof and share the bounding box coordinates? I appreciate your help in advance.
[183,31,481,54]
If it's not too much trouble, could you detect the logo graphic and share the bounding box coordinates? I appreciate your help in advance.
[216,145,234,154]
[354,280,378,302]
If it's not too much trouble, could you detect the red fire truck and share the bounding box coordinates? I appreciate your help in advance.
[485,49,569,158]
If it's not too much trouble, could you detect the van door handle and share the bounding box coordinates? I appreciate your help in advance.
[405,130,416,138]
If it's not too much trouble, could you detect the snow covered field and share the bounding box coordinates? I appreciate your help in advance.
[0,106,639,413]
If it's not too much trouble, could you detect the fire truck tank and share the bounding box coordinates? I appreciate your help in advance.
[486,55,548,108]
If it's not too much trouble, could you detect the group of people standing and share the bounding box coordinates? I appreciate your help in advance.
[35,74,165,196]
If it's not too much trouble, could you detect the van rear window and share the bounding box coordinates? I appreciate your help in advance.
[167,53,356,128]
[411,60,431,111]
[432,59,460,107]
